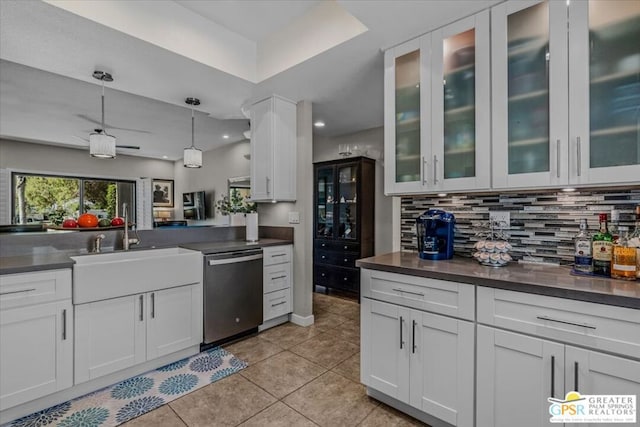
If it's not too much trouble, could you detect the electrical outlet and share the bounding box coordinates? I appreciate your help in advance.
[489,211,510,227]
[288,211,300,224]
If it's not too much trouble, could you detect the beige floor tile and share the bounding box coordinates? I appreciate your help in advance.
[313,309,349,330]
[323,319,360,343]
[239,402,318,427]
[313,299,333,314]
[241,351,326,399]
[327,300,361,320]
[332,352,361,383]
[169,374,276,427]
[121,404,186,427]
[283,371,378,426]
[226,335,284,365]
[258,322,323,349]
[359,403,429,426]
[290,332,359,369]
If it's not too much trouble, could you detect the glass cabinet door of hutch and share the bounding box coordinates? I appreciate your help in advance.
[337,164,358,240]
[316,166,334,239]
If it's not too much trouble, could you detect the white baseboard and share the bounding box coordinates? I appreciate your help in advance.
[290,312,314,327]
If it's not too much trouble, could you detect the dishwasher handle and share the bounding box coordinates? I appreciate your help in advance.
[208,253,263,265]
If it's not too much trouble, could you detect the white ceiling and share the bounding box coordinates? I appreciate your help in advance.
[0,0,500,161]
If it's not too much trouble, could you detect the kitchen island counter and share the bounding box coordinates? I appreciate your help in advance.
[357,252,640,309]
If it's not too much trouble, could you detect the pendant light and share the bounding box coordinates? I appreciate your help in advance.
[89,71,116,159]
[183,97,202,168]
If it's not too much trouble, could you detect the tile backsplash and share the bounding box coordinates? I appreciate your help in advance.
[401,188,640,265]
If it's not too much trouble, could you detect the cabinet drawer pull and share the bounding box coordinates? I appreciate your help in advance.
[343,277,348,281]
[550,355,555,398]
[272,253,286,257]
[151,293,155,319]
[412,320,417,354]
[344,245,348,250]
[321,255,326,259]
[271,301,287,307]
[271,275,287,280]
[321,273,326,277]
[62,309,67,341]
[343,258,348,262]
[399,316,405,349]
[0,288,36,296]
[321,243,326,247]
[536,316,596,330]
[139,295,144,322]
[574,361,579,392]
[392,288,425,297]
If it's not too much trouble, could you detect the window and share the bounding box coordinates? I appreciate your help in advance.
[12,173,136,225]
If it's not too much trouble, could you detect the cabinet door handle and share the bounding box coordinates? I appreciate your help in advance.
[421,156,428,185]
[550,355,555,398]
[412,320,417,354]
[266,176,271,194]
[433,155,438,184]
[0,288,36,296]
[344,245,348,250]
[576,137,582,177]
[536,316,596,329]
[392,288,425,297]
[399,316,405,349]
[151,293,155,319]
[271,301,286,307]
[343,258,348,262]
[556,139,561,178]
[62,309,67,340]
[574,361,579,392]
[139,295,144,322]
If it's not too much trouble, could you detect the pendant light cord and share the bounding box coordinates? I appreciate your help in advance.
[191,104,195,148]
[101,80,106,134]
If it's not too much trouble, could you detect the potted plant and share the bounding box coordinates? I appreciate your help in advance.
[215,189,257,226]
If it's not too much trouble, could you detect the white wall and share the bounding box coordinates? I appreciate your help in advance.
[173,140,251,225]
[0,138,174,179]
[312,126,393,255]
[258,100,314,323]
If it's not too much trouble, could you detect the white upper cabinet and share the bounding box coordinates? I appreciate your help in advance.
[568,0,640,185]
[384,11,490,195]
[493,0,640,189]
[491,0,569,189]
[250,95,297,202]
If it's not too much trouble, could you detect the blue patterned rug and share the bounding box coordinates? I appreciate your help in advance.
[6,347,246,427]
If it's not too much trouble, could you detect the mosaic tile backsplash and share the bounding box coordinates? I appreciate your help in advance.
[401,188,640,265]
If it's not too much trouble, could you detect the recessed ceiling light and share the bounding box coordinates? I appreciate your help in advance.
[162,155,168,159]
[314,121,325,128]
[562,188,576,192]
[222,134,229,139]
[437,193,447,197]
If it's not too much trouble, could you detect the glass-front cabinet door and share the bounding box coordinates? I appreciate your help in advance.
[384,36,431,195]
[336,164,358,240]
[431,10,490,191]
[491,0,569,189]
[569,0,640,185]
[315,166,334,239]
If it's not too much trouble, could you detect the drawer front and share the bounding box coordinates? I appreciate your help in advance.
[316,250,360,268]
[315,240,360,253]
[0,269,72,309]
[264,263,291,293]
[263,245,292,266]
[477,287,640,359]
[360,269,475,321]
[314,265,359,292]
[264,288,291,321]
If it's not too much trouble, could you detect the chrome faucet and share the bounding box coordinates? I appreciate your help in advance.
[93,234,106,253]
[122,203,140,251]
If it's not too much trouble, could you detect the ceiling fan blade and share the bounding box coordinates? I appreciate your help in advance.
[76,114,152,134]
[115,145,140,150]
[71,135,90,143]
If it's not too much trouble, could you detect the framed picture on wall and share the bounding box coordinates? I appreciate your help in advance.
[153,179,174,207]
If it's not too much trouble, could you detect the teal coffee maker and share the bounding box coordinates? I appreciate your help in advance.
[416,209,455,260]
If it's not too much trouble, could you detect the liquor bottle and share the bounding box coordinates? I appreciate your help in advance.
[609,209,620,241]
[573,219,593,274]
[611,226,637,280]
[592,213,613,276]
[628,205,640,279]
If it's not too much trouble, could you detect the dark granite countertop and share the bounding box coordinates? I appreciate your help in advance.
[356,252,640,309]
[0,239,293,275]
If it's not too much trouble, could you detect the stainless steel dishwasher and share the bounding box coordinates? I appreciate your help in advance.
[203,248,263,345]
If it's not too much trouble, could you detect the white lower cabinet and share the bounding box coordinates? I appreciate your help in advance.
[262,245,293,326]
[75,284,202,384]
[0,270,73,411]
[361,298,474,427]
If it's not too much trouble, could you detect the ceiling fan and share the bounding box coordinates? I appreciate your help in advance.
[77,70,143,158]
[72,132,140,150]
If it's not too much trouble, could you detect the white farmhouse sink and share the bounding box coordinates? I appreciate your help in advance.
[71,247,202,304]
